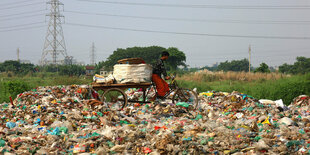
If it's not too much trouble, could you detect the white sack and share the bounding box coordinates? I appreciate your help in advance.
[113,64,152,83]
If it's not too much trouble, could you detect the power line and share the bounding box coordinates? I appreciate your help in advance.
[0,25,46,32]
[0,22,46,29]
[77,0,310,10]
[0,0,40,6]
[0,2,45,10]
[65,10,310,25]
[0,13,45,21]
[65,22,310,40]
[0,9,46,18]
[195,47,310,58]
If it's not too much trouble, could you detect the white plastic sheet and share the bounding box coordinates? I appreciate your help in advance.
[113,64,152,83]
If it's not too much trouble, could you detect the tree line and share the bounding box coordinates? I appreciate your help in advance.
[0,61,85,76]
[0,46,309,75]
[202,56,309,74]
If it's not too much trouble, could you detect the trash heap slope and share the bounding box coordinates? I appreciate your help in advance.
[0,85,309,154]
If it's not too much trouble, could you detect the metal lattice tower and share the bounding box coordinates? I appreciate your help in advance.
[90,42,96,65]
[17,48,20,62]
[41,0,67,65]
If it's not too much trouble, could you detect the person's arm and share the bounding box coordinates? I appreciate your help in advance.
[161,60,170,79]
[153,59,161,73]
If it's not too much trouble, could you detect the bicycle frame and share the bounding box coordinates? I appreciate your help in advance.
[148,75,179,99]
[144,75,199,109]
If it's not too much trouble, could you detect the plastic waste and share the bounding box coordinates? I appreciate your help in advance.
[176,102,189,108]
[0,139,5,147]
[279,117,294,126]
[0,85,308,154]
[5,122,16,129]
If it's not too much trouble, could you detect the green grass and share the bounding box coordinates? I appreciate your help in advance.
[0,72,92,103]
[178,73,310,105]
[1,72,309,105]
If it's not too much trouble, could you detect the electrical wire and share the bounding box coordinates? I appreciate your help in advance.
[77,0,310,10]
[0,13,46,21]
[0,9,46,18]
[65,22,310,40]
[0,22,46,29]
[0,2,45,10]
[0,0,40,6]
[65,10,310,25]
[0,25,46,32]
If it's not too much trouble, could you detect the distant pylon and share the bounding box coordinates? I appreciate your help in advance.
[17,48,20,62]
[90,42,96,65]
[41,0,67,65]
[248,44,251,72]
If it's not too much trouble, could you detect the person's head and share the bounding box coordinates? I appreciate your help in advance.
[161,51,169,60]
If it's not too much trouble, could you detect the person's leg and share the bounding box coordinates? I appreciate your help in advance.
[162,79,169,96]
[152,74,166,97]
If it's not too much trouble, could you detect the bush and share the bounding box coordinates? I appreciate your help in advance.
[247,77,310,105]
[3,80,30,99]
[178,74,310,105]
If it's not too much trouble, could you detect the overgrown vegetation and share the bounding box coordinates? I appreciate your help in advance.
[2,80,30,100]
[0,72,92,103]
[178,71,287,82]
[178,73,310,105]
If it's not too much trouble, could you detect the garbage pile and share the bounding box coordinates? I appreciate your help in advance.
[0,85,310,154]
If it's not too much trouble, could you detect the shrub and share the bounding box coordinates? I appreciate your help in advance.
[3,80,30,99]
[178,74,310,105]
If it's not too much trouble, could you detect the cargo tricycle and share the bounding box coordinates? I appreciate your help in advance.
[91,75,198,111]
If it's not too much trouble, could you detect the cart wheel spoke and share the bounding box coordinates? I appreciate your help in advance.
[172,88,199,110]
[101,88,127,111]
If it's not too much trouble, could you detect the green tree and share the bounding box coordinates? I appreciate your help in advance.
[20,63,35,74]
[202,63,218,71]
[279,57,310,74]
[2,60,21,73]
[100,46,186,71]
[39,64,85,76]
[166,47,186,71]
[0,62,4,72]
[255,63,270,73]
[217,58,251,72]
[293,57,310,74]
[95,61,105,74]
[0,60,35,74]
[279,63,293,74]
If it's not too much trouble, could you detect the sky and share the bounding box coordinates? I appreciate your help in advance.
[0,0,310,67]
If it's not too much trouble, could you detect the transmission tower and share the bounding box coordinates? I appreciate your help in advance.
[17,48,20,62]
[90,42,96,65]
[41,0,67,65]
[248,44,251,72]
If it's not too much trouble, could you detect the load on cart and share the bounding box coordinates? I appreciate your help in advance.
[92,57,198,111]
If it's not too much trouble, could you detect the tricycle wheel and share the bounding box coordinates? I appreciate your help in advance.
[172,88,198,110]
[101,88,127,111]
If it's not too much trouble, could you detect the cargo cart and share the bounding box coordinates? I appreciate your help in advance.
[91,82,152,110]
[91,75,198,111]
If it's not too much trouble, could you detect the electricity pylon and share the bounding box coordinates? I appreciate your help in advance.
[90,42,96,65]
[41,0,67,65]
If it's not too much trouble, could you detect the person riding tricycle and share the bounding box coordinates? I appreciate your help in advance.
[151,51,171,100]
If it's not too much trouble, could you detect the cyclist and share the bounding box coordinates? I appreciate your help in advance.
[152,51,171,100]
